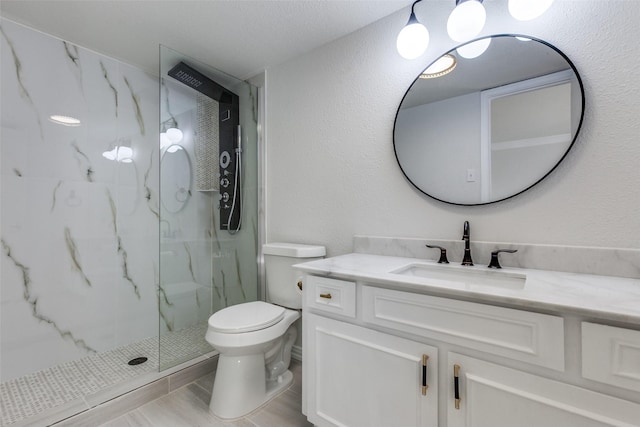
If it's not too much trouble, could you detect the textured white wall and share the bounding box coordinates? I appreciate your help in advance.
[266,0,640,256]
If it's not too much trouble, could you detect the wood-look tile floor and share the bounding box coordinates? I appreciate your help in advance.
[98,362,312,427]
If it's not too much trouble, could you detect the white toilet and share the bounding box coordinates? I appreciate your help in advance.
[205,242,325,419]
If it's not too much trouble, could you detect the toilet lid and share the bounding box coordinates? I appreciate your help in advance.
[208,301,286,333]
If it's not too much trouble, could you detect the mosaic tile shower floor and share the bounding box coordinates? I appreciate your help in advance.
[1,323,211,426]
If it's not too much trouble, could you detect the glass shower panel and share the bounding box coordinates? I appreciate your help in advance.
[159,46,258,370]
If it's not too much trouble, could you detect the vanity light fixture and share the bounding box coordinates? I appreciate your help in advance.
[456,38,491,59]
[165,127,183,143]
[160,116,184,150]
[396,0,429,60]
[420,54,457,79]
[160,127,183,151]
[160,132,172,150]
[166,144,183,154]
[160,117,183,150]
[447,0,486,43]
[119,146,133,163]
[49,115,81,127]
[508,0,555,21]
[398,0,553,59]
[102,146,133,163]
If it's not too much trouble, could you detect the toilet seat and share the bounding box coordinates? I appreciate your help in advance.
[208,301,285,333]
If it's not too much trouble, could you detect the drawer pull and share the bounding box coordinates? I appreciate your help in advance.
[454,364,461,409]
[297,280,303,291]
[422,354,429,395]
[319,293,332,299]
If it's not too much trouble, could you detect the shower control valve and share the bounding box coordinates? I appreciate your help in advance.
[221,192,230,203]
[220,178,230,188]
[220,151,231,168]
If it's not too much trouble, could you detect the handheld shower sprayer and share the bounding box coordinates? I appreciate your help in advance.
[227,125,243,234]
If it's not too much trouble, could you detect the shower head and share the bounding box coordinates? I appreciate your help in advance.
[167,61,233,104]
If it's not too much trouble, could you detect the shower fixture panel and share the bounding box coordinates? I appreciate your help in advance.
[168,62,241,231]
[218,102,241,232]
[168,62,233,104]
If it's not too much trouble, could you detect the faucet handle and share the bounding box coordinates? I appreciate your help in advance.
[426,245,449,264]
[488,249,518,269]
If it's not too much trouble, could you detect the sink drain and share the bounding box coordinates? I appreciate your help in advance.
[128,357,148,366]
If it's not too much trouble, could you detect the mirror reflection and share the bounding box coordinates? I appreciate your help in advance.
[394,35,584,205]
[160,144,192,213]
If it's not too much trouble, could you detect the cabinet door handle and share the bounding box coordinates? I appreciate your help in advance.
[319,293,332,299]
[454,364,461,409]
[421,354,429,395]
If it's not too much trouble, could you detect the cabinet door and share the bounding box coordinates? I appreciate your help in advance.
[305,314,437,427]
[582,322,640,393]
[448,353,640,427]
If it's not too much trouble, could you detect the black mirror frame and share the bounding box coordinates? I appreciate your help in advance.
[393,34,586,206]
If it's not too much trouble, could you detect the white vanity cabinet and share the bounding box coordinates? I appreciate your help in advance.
[305,314,438,427]
[447,352,640,427]
[304,276,438,427]
[582,322,640,394]
[302,274,640,427]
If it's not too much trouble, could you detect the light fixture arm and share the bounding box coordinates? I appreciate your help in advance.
[406,0,423,25]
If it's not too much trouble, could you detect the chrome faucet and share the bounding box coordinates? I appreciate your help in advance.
[461,221,473,266]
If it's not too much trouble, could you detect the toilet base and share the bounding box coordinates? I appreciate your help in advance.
[266,369,293,399]
[209,353,294,419]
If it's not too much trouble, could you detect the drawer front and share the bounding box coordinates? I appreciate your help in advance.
[582,322,640,392]
[305,276,356,318]
[362,286,564,371]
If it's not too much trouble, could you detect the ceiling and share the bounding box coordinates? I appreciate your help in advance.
[0,0,414,80]
[400,35,573,109]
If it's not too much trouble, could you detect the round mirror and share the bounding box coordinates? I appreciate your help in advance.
[161,144,192,213]
[393,35,585,205]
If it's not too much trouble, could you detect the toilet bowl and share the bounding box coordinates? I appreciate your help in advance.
[205,243,325,419]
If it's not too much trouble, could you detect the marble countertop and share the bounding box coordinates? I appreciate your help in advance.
[294,253,640,324]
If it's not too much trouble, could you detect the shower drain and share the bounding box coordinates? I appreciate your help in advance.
[127,357,148,366]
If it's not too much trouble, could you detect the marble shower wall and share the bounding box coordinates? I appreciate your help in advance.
[0,19,160,381]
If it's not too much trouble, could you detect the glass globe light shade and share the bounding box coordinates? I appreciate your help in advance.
[397,21,430,60]
[456,38,491,59]
[508,0,554,21]
[102,148,117,161]
[116,146,133,162]
[160,132,171,149]
[166,127,183,143]
[447,0,486,42]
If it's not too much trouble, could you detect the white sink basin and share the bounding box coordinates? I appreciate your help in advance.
[389,263,526,290]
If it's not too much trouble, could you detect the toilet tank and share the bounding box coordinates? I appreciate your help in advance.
[263,243,326,309]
